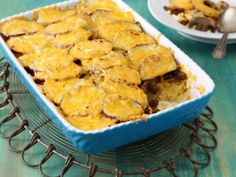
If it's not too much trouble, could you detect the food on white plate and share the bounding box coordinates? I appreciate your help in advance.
[165,0,229,32]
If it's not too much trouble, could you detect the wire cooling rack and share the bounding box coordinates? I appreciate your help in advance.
[0,57,218,177]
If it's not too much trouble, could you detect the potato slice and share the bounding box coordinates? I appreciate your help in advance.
[61,86,106,116]
[103,65,141,85]
[112,31,155,50]
[70,39,113,60]
[128,45,162,70]
[0,17,43,37]
[140,54,177,80]
[83,0,121,11]
[91,10,135,26]
[169,0,193,10]
[45,21,75,35]
[35,7,76,25]
[65,13,91,24]
[42,78,88,104]
[44,15,88,35]
[128,44,177,78]
[76,0,121,15]
[51,29,92,48]
[98,21,142,41]
[35,63,82,80]
[36,46,68,55]
[30,47,74,72]
[82,51,128,72]
[102,94,144,122]
[101,80,148,108]
[18,53,38,68]
[75,3,94,14]
[191,0,220,18]
[67,113,116,131]
[7,32,52,54]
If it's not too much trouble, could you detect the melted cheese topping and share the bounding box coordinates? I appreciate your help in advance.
[82,51,128,72]
[0,17,43,37]
[18,53,38,67]
[128,44,163,70]
[7,32,52,54]
[112,31,156,50]
[67,113,116,131]
[128,44,177,80]
[35,7,76,25]
[61,86,106,116]
[83,0,121,12]
[75,3,94,14]
[35,63,82,80]
[43,78,81,104]
[70,39,113,60]
[30,47,74,71]
[45,16,88,35]
[101,80,148,108]
[76,2,121,15]
[140,54,177,80]
[51,29,92,48]
[103,66,141,85]
[91,10,135,26]
[98,21,142,41]
[102,94,144,121]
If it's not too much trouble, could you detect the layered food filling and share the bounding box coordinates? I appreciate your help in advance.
[165,0,229,32]
[0,0,204,131]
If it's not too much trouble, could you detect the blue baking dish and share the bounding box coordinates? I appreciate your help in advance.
[0,0,215,154]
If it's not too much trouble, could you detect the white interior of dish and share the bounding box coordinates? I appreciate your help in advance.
[0,0,215,134]
[148,0,236,40]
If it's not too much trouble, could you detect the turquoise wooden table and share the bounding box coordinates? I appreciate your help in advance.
[0,0,236,177]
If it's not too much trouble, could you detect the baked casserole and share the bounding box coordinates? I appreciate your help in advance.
[0,0,205,131]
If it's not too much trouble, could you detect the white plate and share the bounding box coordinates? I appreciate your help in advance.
[148,0,236,44]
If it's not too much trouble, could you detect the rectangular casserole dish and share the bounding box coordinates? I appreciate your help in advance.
[0,0,215,154]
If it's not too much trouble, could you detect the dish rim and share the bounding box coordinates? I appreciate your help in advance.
[0,0,215,135]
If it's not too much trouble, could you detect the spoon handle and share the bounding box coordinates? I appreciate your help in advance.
[212,32,229,59]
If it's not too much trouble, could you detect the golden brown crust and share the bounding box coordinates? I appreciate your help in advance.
[61,86,106,116]
[69,39,113,60]
[112,30,156,50]
[50,29,92,48]
[91,9,135,26]
[43,78,94,105]
[98,21,142,41]
[103,65,141,85]
[102,94,144,122]
[7,32,52,54]
[34,7,76,25]
[0,17,43,37]
[101,79,148,109]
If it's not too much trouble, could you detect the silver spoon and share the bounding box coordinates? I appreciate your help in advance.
[212,7,236,59]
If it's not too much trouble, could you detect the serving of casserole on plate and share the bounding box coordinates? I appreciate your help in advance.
[165,0,229,32]
[148,0,236,44]
[0,0,214,153]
